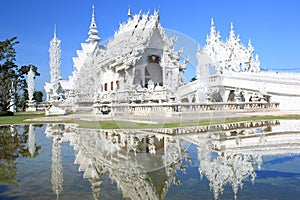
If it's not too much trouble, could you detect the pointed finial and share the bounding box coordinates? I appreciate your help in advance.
[211,18,214,26]
[92,4,95,22]
[128,5,132,17]
[54,24,57,39]
[229,22,235,38]
[248,39,252,47]
[210,18,216,36]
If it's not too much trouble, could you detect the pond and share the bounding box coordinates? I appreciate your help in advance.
[1,120,300,200]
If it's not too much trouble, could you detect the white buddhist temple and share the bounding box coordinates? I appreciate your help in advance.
[44,6,300,113]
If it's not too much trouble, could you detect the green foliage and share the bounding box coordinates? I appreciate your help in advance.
[33,91,43,102]
[0,111,14,116]
[0,37,40,111]
[0,125,41,186]
[0,37,19,111]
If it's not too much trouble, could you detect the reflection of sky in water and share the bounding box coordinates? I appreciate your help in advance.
[0,120,300,200]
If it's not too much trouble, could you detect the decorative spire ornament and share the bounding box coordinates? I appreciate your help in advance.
[86,5,101,43]
[49,25,61,99]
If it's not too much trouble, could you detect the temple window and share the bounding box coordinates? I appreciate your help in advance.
[111,81,114,90]
[116,80,120,89]
[104,83,108,91]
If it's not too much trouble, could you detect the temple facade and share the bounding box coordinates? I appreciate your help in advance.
[45,6,300,113]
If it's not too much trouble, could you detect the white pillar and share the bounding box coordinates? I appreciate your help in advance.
[222,89,231,102]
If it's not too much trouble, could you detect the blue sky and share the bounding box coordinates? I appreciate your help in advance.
[1,0,300,91]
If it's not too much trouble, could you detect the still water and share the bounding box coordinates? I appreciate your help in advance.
[0,120,300,200]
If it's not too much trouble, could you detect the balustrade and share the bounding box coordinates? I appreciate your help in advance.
[94,102,280,114]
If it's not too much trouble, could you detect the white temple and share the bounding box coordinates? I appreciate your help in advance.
[44,6,300,113]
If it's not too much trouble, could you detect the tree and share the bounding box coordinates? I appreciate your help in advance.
[0,37,19,111]
[0,37,40,111]
[33,91,43,102]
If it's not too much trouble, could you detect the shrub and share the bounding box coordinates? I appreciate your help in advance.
[0,111,14,116]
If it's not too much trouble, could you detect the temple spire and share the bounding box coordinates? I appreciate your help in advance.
[86,5,101,43]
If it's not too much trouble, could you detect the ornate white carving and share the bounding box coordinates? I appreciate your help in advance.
[86,5,101,43]
[203,19,260,74]
[49,25,61,99]
[45,104,66,115]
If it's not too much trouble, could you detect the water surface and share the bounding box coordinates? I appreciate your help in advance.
[0,120,300,199]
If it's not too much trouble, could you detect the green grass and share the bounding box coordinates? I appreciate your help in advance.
[0,112,45,125]
[1,112,300,129]
[76,115,300,129]
[0,112,75,125]
[76,120,149,129]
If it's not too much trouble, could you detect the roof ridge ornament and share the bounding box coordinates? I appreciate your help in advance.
[128,5,132,18]
[230,22,235,38]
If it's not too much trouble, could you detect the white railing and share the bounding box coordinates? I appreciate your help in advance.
[94,102,280,114]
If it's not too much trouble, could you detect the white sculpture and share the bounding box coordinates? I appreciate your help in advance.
[28,66,35,102]
[26,66,36,111]
[45,104,66,116]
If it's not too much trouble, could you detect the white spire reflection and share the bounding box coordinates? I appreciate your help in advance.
[28,124,36,158]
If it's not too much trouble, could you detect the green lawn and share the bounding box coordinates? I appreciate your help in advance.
[1,112,300,129]
[0,112,74,125]
[0,112,44,125]
[63,115,300,129]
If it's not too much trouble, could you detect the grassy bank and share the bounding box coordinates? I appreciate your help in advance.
[0,112,74,125]
[1,112,300,129]
[75,115,300,129]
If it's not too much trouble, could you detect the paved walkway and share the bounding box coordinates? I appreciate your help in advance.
[26,110,300,124]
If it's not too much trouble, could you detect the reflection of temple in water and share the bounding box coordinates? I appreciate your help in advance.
[69,129,186,200]
[45,120,300,200]
[45,125,186,200]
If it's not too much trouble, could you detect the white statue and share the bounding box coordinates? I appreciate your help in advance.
[27,67,35,102]
[26,66,37,111]
[45,104,66,116]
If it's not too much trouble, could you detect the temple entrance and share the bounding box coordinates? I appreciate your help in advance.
[145,55,162,87]
[133,55,163,88]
